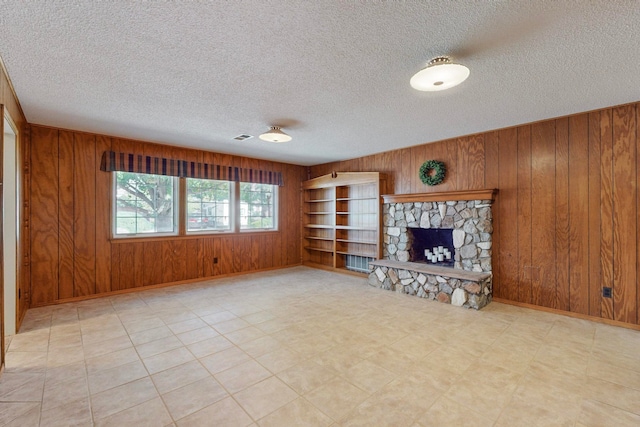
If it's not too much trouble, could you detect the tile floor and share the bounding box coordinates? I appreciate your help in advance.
[1,266,639,426]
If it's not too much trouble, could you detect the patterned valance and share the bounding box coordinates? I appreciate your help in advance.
[100,151,284,186]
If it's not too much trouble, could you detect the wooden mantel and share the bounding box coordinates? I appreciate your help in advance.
[381,188,498,204]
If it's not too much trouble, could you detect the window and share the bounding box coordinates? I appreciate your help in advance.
[186,179,232,233]
[112,172,278,237]
[240,183,277,230]
[113,172,178,236]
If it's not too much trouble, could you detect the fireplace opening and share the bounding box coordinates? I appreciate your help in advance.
[407,228,454,266]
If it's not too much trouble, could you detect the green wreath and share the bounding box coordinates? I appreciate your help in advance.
[419,160,446,186]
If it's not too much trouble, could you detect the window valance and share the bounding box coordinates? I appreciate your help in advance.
[100,151,284,186]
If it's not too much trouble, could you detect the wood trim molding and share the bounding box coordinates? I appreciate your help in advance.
[382,188,498,204]
[493,298,640,332]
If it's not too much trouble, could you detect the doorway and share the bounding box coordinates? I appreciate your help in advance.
[3,115,17,344]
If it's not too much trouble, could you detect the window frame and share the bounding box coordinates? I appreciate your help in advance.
[112,172,179,238]
[239,182,279,232]
[185,178,235,235]
[111,173,279,238]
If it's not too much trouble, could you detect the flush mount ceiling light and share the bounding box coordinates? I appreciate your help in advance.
[410,56,470,92]
[259,126,292,143]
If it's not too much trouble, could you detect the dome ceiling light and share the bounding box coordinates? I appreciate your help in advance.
[410,56,470,92]
[259,126,292,143]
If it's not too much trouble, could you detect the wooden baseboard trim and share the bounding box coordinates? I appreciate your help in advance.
[493,298,640,331]
[29,264,302,308]
[302,262,368,278]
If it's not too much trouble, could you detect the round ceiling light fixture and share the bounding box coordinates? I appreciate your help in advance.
[259,126,292,143]
[410,56,470,92]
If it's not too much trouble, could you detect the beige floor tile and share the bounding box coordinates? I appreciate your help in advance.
[135,335,184,359]
[215,359,272,393]
[121,316,165,334]
[239,335,283,358]
[82,328,128,346]
[304,377,368,421]
[256,347,304,374]
[176,325,219,346]
[258,397,333,427]
[225,326,266,345]
[4,351,48,373]
[47,344,86,368]
[0,372,45,401]
[277,360,337,395]
[3,403,40,427]
[88,359,149,394]
[40,397,92,427]
[389,334,442,358]
[162,376,228,420]
[286,335,335,358]
[91,377,158,420]
[42,376,89,411]
[85,346,140,374]
[83,334,133,359]
[341,359,396,394]
[186,335,233,358]
[45,360,87,385]
[0,402,40,426]
[95,396,172,427]
[200,310,238,325]
[213,318,251,334]
[577,399,640,427]
[200,346,251,375]
[152,360,211,395]
[590,346,640,374]
[583,377,640,416]
[365,345,421,375]
[587,358,640,391]
[242,310,276,325]
[312,348,364,375]
[8,331,50,352]
[234,376,299,420]
[176,396,253,427]
[129,325,174,346]
[416,396,494,427]
[142,347,195,375]
[4,267,640,427]
[494,382,582,427]
[443,374,518,421]
[167,317,208,335]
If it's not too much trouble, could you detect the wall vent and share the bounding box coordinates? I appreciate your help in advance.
[345,254,374,273]
[233,134,253,141]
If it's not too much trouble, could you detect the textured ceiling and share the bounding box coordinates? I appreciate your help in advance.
[1,1,639,166]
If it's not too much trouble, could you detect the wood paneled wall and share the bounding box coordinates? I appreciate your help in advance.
[28,125,305,307]
[311,102,640,326]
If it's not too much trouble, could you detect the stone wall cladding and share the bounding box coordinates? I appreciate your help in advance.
[367,265,492,309]
[372,198,494,310]
[382,200,493,272]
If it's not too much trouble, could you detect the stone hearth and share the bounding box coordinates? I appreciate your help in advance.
[368,189,497,310]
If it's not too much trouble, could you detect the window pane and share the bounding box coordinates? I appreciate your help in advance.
[114,172,177,236]
[186,179,232,232]
[240,183,277,230]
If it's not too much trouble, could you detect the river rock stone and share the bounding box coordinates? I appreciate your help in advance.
[451,288,467,307]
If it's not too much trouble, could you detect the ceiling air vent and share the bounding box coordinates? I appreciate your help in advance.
[233,134,253,141]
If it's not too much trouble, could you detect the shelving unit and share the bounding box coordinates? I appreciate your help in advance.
[301,172,384,274]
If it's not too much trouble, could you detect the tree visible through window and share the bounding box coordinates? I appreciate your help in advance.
[186,179,232,232]
[240,183,277,230]
[114,172,177,235]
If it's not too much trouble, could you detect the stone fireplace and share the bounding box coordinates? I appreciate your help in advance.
[369,189,497,309]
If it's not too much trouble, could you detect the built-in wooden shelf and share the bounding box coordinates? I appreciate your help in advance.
[302,172,385,274]
[381,189,498,204]
[305,246,334,253]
